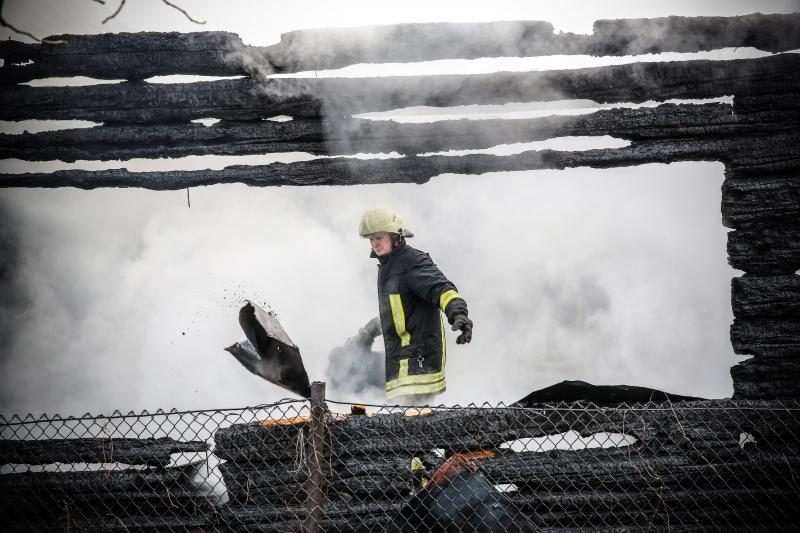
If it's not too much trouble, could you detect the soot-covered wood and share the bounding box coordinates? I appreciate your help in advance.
[0,437,207,466]
[213,401,800,531]
[0,461,211,532]
[3,100,798,163]
[2,54,797,123]
[2,14,798,82]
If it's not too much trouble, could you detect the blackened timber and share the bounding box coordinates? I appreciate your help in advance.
[4,133,797,190]
[263,14,800,72]
[3,15,799,82]
[0,32,250,85]
[721,174,800,229]
[732,357,800,399]
[731,275,800,317]
[0,461,199,493]
[731,318,800,357]
[2,55,798,123]
[6,102,800,163]
[0,437,207,466]
[0,78,322,123]
[728,227,800,274]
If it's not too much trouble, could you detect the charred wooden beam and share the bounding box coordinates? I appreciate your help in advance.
[730,318,800,357]
[2,132,796,190]
[1,54,797,123]
[240,14,800,73]
[2,15,798,83]
[731,275,800,317]
[721,173,800,229]
[728,227,800,274]
[508,487,798,529]
[4,101,799,163]
[0,437,207,466]
[0,32,249,85]
[0,460,199,493]
[732,357,800,399]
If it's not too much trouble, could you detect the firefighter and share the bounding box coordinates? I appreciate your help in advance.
[359,206,473,405]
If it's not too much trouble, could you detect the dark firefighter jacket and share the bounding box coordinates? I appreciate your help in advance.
[374,241,468,399]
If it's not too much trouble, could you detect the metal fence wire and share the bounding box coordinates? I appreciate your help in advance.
[1,395,799,532]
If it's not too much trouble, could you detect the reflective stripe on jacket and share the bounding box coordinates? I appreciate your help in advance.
[375,241,468,399]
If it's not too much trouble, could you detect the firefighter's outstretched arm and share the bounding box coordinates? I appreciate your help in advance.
[406,254,473,344]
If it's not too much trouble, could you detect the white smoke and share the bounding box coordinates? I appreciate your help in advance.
[1,0,790,416]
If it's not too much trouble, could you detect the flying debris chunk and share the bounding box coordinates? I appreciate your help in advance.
[225,301,312,397]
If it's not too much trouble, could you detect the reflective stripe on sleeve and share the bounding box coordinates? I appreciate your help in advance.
[388,293,411,347]
[439,289,463,313]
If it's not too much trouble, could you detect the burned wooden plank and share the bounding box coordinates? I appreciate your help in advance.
[721,173,800,229]
[262,14,800,73]
[478,447,800,492]
[728,227,800,274]
[3,15,798,83]
[1,54,797,123]
[731,275,800,317]
[0,460,199,492]
[732,357,800,399]
[3,131,796,190]
[731,318,800,357]
[0,32,249,85]
[218,501,402,533]
[509,487,798,529]
[0,437,207,466]
[6,101,799,163]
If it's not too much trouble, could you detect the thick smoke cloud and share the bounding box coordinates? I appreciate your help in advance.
[0,162,738,415]
[1,0,789,416]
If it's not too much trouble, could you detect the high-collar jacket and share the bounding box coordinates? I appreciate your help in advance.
[372,241,468,400]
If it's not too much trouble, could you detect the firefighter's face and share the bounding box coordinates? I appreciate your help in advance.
[369,232,392,256]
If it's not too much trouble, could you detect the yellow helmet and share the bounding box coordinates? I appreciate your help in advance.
[358,206,414,238]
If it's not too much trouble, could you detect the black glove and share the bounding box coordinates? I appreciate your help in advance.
[450,314,473,344]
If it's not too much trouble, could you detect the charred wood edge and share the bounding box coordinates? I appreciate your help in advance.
[3,100,799,163]
[217,449,799,504]
[721,172,800,229]
[1,54,798,123]
[727,227,800,274]
[212,400,800,463]
[0,437,208,466]
[732,275,800,318]
[0,459,200,492]
[730,318,800,356]
[1,14,799,82]
[732,356,800,399]
[2,132,797,190]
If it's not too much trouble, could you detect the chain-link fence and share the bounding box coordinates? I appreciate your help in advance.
[1,392,799,532]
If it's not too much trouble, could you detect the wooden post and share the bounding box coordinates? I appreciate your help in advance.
[304,381,326,532]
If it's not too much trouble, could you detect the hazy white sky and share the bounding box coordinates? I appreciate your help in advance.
[0,0,795,416]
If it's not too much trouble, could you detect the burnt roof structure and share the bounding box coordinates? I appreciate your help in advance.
[0,13,799,399]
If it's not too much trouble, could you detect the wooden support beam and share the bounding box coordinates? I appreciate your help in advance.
[2,14,798,82]
[732,356,800,399]
[1,54,797,123]
[0,437,207,466]
[264,14,800,73]
[728,227,800,275]
[2,132,796,190]
[0,32,249,84]
[732,275,800,318]
[722,174,800,230]
[731,318,800,358]
[5,101,799,163]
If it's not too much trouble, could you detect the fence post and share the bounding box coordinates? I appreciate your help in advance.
[304,381,326,532]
